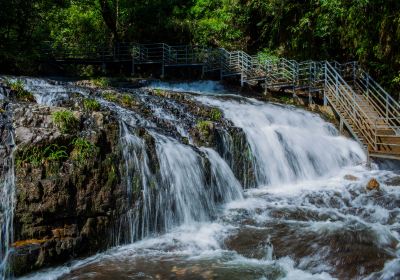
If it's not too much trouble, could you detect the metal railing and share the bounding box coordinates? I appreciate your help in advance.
[40,41,400,157]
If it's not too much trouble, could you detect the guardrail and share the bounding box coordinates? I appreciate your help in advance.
[40,41,400,157]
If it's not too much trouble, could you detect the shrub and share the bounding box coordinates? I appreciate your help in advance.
[121,93,135,107]
[83,98,101,111]
[7,80,35,102]
[210,108,222,121]
[102,92,118,102]
[52,110,79,133]
[196,120,213,137]
[71,138,98,164]
[92,77,110,88]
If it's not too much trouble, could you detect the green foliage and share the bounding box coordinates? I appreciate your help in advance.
[52,110,79,133]
[196,120,213,137]
[121,94,135,107]
[102,92,118,102]
[257,48,279,63]
[92,77,110,88]
[6,80,35,102]
[210,108,222,121]
[83,98,101,111]
[16,144,68,167]
[1,0,400,94]
[71,138,98,164]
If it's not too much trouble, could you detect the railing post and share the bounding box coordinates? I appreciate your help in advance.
[161,43,165,78]
[386,95,389,121]
[323,62,328,106]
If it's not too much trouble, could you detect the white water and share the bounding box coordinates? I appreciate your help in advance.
[0,114,15,278]
[196,96,366,186]
[149,80,227,95]
[6,77,89,106]
[6,80,400,279]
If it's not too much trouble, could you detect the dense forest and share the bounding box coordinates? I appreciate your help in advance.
[1,0,399,92]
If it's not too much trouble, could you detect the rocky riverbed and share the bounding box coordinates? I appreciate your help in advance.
[1,78,399,279]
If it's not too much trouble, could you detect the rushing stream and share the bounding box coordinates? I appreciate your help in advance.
[2,79,400,279]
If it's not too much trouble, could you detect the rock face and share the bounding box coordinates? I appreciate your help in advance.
[366,178,380,191]
[5,84,255,276]
[10,101,126,276]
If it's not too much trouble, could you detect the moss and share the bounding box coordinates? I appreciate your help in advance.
[7,80,35,102]
[105,164,117,190]
[149,179,157,190]
[52,110,79,133]
[83,98,101,111]
[132,174,141,195]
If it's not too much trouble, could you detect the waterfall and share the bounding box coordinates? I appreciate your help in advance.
[115,122,243,243]
[9,79,398,280]
[0,103,15,278]
[196,96,366,186]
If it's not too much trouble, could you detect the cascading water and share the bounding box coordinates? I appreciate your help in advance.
[0,102,16,278]
[115,121,243,244]
[195,96,366,186]
[7,79,400,279]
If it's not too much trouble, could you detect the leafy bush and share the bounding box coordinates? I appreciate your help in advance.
[196,120,213,137]
[257,48,279,64]
[92,77,110,88]
[52,110,79,133]
[83,98,101,111]
[102,92,118,102]
[71,138,98,164]
[121,94,135,107]
[210,108,222,121]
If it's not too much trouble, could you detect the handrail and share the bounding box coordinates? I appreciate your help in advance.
[41,41,400,156]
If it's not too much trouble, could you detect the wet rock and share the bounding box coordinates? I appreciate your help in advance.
[344,174,359,181]
[384,176,400,186]
[12,100,127,276]
[366,178,380,191]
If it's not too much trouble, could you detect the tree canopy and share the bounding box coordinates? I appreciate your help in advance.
[1,0,399,92]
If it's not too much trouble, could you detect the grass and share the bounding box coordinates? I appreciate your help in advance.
[52,110,79,133]
[7,79,35,102]
[71,138,98,164]
[83,98,101,111]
